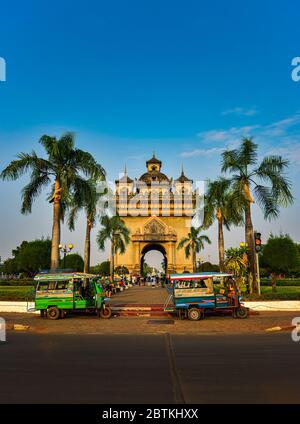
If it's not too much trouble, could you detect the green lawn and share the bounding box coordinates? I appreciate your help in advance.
[0,286,35,301]
[261,278,300,287]
[245,285,300,300]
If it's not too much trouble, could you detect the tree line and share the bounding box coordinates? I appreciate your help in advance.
[177,137,294,294]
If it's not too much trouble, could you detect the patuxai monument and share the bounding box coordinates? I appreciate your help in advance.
[114,154,196,274]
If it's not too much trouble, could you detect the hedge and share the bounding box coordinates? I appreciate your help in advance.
[0,279,35,287]
[260,279,300,287]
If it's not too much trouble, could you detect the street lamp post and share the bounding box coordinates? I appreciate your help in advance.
[254,232,262,296]
[256,252,261,296]
[59,243,74,269]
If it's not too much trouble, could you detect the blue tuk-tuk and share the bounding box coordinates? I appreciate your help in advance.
[164,272,248,321]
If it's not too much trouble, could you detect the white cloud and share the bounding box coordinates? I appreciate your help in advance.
[266,142,300,166]
[181,125,259,157]
[260,113,300,137]
[221,106,258,116]
[180,147,225,158]
[180,112,300,162]
[196,125,259,144]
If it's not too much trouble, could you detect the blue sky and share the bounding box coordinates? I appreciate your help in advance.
[1,0,300,266]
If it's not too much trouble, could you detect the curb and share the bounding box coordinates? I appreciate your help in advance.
[265,324,300,332]
[5,323,31,331]
[1,300,300,313]
[13,324,30,331]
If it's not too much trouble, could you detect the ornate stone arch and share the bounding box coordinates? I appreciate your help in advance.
[144,216,167,236]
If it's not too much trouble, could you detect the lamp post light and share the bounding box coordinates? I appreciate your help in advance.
[59,243,74,269]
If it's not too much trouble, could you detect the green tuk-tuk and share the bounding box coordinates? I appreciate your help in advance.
[34,272,112,320]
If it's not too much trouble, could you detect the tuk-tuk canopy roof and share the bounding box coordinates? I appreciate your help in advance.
[34,272,96,282]
[169,272,233,281]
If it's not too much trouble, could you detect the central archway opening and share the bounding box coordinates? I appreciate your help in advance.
[141,243,167,276]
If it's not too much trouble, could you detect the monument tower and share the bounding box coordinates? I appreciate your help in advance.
[114,154,195,274]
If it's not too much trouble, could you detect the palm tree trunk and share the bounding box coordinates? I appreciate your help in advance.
[245,200,258,293]
[84,219,92,273]
[110,237,115,281]
[217,216,225,272]
[192,241,196,272]
[50,179,61,270]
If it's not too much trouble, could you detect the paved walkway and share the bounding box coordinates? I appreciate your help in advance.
[110,285,167,306]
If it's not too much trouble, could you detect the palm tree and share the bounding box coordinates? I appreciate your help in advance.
[97,215,130,280]
[222,137,293,293]
[68,178,105,273]
[203,177,243,272]
[224,247,248,277]
[1,133,104,270]
[177,226,211,272]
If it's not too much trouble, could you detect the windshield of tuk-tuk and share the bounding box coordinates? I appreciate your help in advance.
[36,280,72,297]
[36,280,70,292]
[173,278,214,293]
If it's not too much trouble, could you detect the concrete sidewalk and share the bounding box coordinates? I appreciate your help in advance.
[1,299,300,313]
[244,300,300,311]
[0,301,37,313]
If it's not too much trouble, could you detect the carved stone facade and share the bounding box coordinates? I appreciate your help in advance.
[114,155,195,275]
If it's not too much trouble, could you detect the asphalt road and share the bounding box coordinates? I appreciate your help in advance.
[1,332,300,404]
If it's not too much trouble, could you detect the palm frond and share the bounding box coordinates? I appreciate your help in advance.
[221,149,241,174]
[271,174,294,208]
[184,243,191,259]
[238,137,258,167]
[58,132,75,157]
[253,184,279,220]
[59,200,67,223]
[195,234,211,252]
[252,154,294,218]
[68,206,79,231]
[177,237,189,250]
[73,149,106,179]
[97,215,130,253]
[70,177,93,206]
[204,177,243,230]
[21,173,50,214]
[254,155,290,179]
[1,151,51,180]
[202,202,215,229]
[39,135,59,158]
[97,226,110,250]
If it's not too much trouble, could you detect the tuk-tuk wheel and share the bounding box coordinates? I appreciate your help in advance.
[47,306,60,320]
[235,306,248,319]
[188,308,202,321]
[40,310,45,318]
[99,306,112,319]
